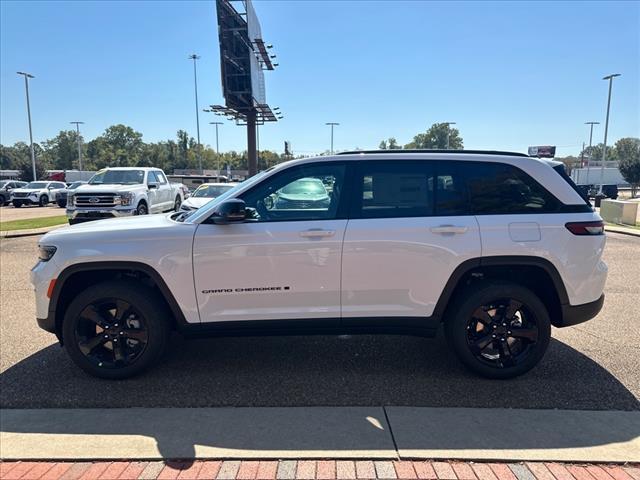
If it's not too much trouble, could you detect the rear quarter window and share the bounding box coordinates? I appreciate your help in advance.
[465,162,561,214]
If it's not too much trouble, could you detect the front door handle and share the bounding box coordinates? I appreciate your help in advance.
[430,225,468,234]
[299,228,336,238]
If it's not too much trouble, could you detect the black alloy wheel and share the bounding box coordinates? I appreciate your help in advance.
[466,299,539,369]
[74,299,149,370]
[63,280,170,379]
[445,282,551,379]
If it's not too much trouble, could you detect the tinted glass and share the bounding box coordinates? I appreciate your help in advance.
[89,170,145,185]
[434,162,469,215]
[465,162,560,214]
[147,171,159,183]
[354,162,433,218]
[241,164,345,222]
[155,172,167,184]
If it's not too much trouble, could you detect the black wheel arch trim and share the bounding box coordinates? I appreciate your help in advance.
[47,261,188,343]
[431,255,570,320]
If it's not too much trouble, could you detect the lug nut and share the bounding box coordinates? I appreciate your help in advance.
[104,335,108,338]
[120,331,124,335]
[492,334,496,338]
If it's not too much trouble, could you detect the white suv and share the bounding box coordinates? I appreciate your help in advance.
[31,151,607,379]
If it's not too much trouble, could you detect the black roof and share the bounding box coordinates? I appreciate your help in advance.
[336,149,530,158]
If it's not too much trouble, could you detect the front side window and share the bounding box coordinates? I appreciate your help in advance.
[465,162,560,214]
[241,164,346,222]
[155,172,167,184]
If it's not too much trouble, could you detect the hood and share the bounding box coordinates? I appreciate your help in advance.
[74,184,144,193]
[11,188,46,193]
[41,213,181,242]
[182,197,214,209]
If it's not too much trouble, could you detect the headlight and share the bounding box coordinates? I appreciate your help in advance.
[118,192,135,206]
[38,245,57,262]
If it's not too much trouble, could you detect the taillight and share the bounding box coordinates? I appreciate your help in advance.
[565,221,605,236]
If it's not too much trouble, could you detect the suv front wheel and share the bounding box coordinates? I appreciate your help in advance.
[445,282,551,379]
[62,280,170,379]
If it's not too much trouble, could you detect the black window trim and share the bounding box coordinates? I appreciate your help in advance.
[234,161,352,223]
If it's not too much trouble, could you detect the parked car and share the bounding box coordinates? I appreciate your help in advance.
[0,180,27,206]
[602,184,619,200]
[180,182,236,212]
[11,181,66,207]
[273,177,330,210]
[56,181,87,208]
[32,150,606,379]
[66,167,185,224]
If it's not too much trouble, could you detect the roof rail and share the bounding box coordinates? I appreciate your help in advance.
[336,149,530,158]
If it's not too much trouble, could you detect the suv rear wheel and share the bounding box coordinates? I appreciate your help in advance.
[444,282,551,379]
[62,280,170,379]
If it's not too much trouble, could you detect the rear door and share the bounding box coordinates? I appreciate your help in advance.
[341,160,481,321]
[154,171,173,210]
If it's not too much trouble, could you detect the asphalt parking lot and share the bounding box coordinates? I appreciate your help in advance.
[0,233,638,410]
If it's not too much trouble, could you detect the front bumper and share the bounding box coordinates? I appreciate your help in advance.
[67,207,136,222]
[558,294,605,327]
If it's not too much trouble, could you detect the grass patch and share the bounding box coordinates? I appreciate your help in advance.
[0,215,68,231]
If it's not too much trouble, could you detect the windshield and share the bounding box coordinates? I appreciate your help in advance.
[89,169,145,185]
[0,181,8,187]
[26,182,48,189]
[280,178,326,195]
[192,184,234,198]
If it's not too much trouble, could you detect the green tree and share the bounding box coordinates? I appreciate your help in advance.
[616,137,640,197]
[379,137,401,150]
[87,124,144,168]
[580,143,618,166]
[404,123,463,149]
[42,130,83,170]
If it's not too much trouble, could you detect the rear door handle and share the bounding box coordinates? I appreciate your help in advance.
[300,228,336,238]
[430,225,468,234]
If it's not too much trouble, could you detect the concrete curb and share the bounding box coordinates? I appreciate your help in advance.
[605,225,640,237]
[1,407,639,463]
[0,224,64,239]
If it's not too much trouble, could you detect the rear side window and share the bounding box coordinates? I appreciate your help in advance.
[354,162,433,218]
[465,162,560,214]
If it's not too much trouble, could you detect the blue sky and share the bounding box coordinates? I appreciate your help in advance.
[1,0,638,156]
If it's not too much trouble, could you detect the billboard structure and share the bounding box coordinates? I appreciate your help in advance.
[212,0,281,175]
[528,146,556,158]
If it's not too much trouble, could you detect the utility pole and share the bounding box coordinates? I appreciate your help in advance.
[325,122,339,154]
[584,121,599,185]
[443,122,457,150]
[188,54,202,172]
[600,74,621,192]
[209,121,223,176]
[17,72,37,181]
[70,121,85,175]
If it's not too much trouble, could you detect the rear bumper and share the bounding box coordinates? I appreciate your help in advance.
[558,294,605,327]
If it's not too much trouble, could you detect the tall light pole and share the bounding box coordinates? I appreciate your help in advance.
[600,73,621,191]
[70,121,85,175]
[188,54,202,172]
[17,72,37,181]
[326,122,339,154]
[209,121,223,175]
[443,122,457,149]
[584,121,599,184]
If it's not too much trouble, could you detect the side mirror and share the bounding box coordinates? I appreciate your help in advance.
[209,199,246,225]
[148,183,158,190]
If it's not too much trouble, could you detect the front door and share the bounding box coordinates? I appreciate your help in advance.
[341,160,481,321]
[193,162,348,323]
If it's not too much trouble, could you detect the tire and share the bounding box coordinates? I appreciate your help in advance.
[135,202,148,215]
[12,201,23,208]
[444,282,551,379]
[57,201,67,208]
[0,194,5,205]
[174,196,182,211]
[39,195,49,207]
[62,280,170,379]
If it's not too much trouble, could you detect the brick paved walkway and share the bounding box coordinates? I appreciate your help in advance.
[0,460,638,480]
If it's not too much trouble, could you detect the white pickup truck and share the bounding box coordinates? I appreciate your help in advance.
[66,167,184,224]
